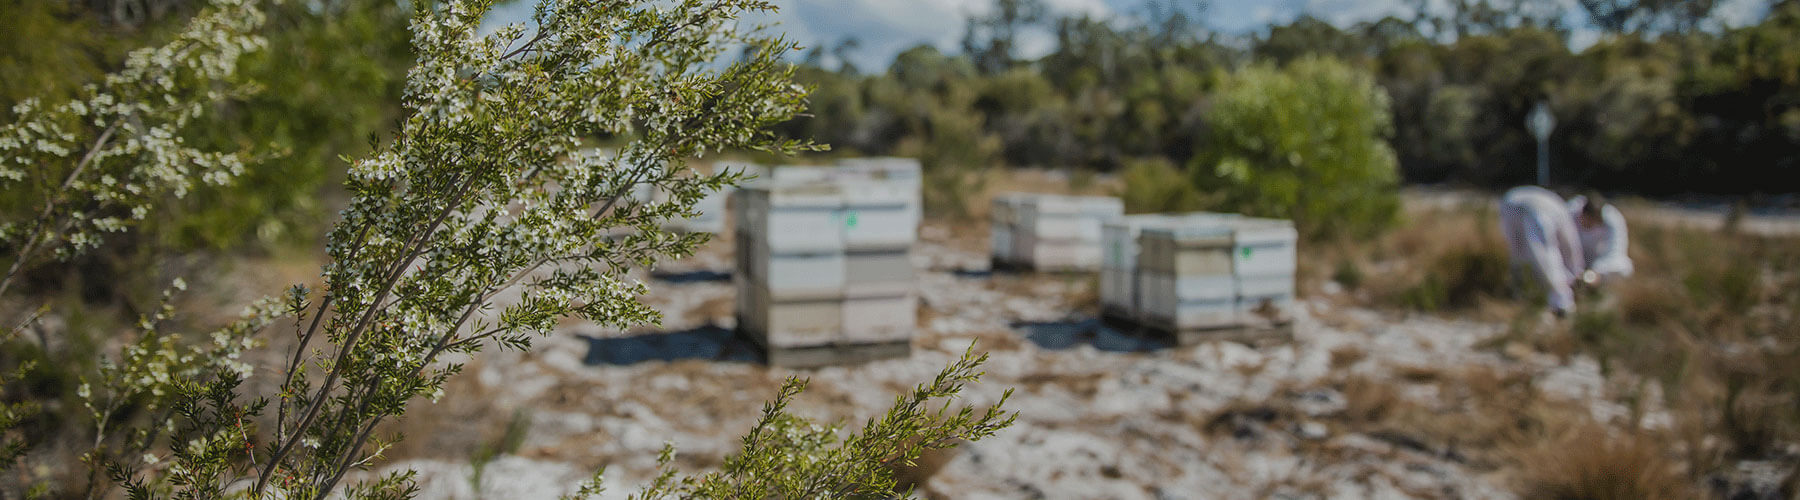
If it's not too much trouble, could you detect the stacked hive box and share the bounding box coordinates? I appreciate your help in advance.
[1103,214,1297,342]
[733,176,919,367]
[989,194,1025,269]
[1100,213,1238,319]
[989,193,1123,271]
[837,157,923,225]
[734,159,922,226]
[1228,220,1300,323]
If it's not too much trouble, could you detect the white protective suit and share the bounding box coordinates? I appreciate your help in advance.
[1499,186,1585,314]
[1567,195,1634,281]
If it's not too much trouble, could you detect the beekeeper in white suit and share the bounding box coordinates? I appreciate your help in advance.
[1568,192,1633,282]
[1499,186,1633,317]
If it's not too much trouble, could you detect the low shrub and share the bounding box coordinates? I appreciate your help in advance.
[1119,157,1208,214]
[1515,424,1692,500]
[1396,244,1511,311]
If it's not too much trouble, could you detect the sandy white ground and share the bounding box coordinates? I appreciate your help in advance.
[358,225,1635,500]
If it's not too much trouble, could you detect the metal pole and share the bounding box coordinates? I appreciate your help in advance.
[1537,139,1549,186]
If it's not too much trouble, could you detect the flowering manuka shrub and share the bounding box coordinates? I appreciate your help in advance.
[263,1,1013,497]
[252,0,818,495]
[0,0,272,496]
[7,0,1013,498]
[0,0,266,296]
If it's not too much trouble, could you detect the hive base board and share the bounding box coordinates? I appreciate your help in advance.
[1166,323,1293,347]
[1099,312,1293,347]
[1100,305,1135,323]
[989,256,1025,273]
[989,256,1101,275]
[735,313,912,367]
[759,339,912,368]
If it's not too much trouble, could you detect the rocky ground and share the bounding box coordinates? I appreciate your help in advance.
[358,222,1643,500]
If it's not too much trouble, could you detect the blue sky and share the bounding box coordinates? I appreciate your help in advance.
[488,0,1773,69]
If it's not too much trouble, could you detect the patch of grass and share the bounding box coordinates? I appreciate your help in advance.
[1395,244,1511,312]
[1331,258,1365,290]
[1570,309,1628,372]
[1328,199,1800,489]
[1328,344,1367,370]
[1203,399,1299,439]
[1339,375,1402,424]
[469,408,532,493]
[1514,423,1692,500]
[1390,364,1443,383]
[1681,259,1761,319]
[1612,279,1683,326]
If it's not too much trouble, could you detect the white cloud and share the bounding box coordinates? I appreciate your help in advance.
[1301,0,1410,26]
[1713,0,1771,27]
[747,0,1115,70]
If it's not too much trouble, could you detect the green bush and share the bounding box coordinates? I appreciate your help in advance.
[1119,157,1208,214]
[1190,56,1402,238]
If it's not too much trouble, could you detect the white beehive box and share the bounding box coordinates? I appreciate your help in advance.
[837,157,923,226]
[994,193,1123,271]
[733,172,920,360]
[990,195,1026,266]
[1019,195,1118,240]
[740,288,843,347]
[1231,221,1300,277]
[1100,214,1233,316]
[844,249,913,297]
[1127,216,1298,331]
[1230,219,1298,324]
[836,178,916,344]
[842,293,916,343]
[736,183,848,348]
[1136,225,1239,330]
[840,180,916,251]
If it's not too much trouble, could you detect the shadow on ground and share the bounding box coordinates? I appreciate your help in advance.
[580,324,761,365]
[949,268,994,279]
[1014,318,1172,352]
[650,269,732,284]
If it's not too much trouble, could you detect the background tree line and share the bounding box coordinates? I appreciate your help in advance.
[777,0,1800,202]
[8,0,1796,248]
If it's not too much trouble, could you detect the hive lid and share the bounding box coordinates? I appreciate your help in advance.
[836,157,922,180]
[1141,225,1235,239]
[1106,212,1242,232]
[1015,193,1124,216]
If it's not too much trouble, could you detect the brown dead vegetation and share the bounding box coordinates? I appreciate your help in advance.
[1201,359,1704,497]
[1329,344,1368,370]
[1308,197,1800,497]
[1513,422,1693,500]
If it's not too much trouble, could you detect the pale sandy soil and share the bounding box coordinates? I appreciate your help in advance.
[350,221,1652,500]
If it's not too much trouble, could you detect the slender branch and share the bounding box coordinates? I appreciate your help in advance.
[500,29,551,61]
[275,221,372,442]
[255,173,479,493]
[0,121,121,297]
[301,155,669,488]
[314,417,382,499]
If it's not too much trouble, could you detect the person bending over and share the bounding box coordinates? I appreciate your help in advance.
[1568,191,1633,284]
[1499,186,1586,317]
